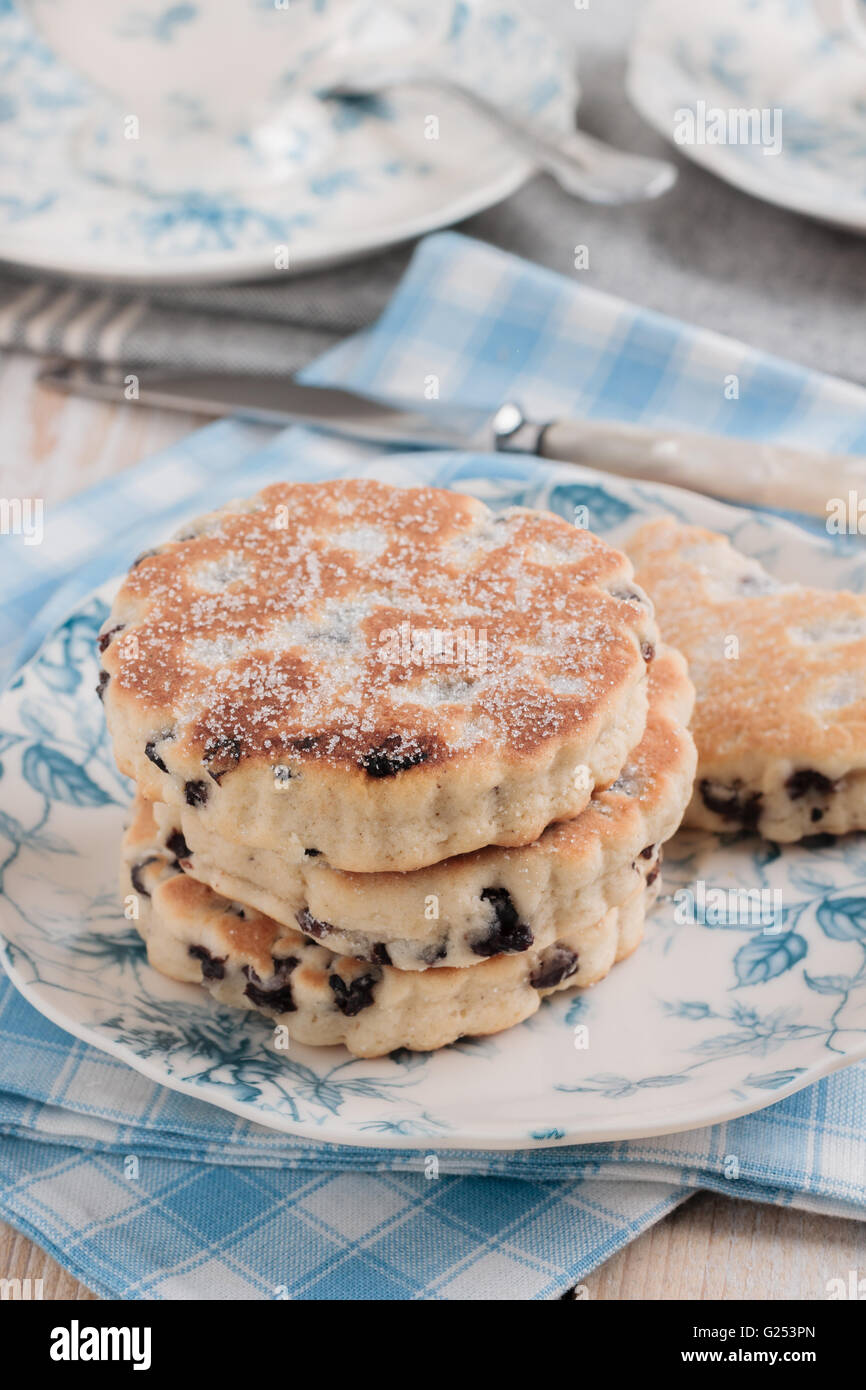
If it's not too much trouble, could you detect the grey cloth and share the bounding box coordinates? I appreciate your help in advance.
[1,0,865,382]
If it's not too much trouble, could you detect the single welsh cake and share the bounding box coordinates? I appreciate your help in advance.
[99,479,659,871]
[629,517,866,842]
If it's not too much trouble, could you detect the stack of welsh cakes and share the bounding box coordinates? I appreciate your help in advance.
[98,479,695,1057]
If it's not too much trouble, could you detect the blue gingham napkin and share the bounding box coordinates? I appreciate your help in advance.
[2,231,866,1301]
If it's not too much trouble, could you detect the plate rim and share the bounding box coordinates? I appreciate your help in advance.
[0,158,533,287]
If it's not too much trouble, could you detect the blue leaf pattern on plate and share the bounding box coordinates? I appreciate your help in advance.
[817,897,866,942]
[733,930,808,986]
[547,483,637,532]
[21,745,113,808]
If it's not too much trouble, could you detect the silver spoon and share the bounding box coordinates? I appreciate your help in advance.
[326,73,677,205]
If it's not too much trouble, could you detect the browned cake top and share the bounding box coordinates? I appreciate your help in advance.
[101,479,654,773]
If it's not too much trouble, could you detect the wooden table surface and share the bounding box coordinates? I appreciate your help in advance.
[2,349,863,1301]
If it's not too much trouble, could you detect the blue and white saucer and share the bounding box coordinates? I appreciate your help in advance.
[1,452,865,1149]
[628,0,866,233]
[0,1,573,283]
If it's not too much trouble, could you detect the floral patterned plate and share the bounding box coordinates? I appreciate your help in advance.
[1,455,866,1149]
[0,0,571,283]
[628,0,866,233]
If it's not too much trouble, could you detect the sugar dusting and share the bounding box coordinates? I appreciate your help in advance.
[109,479,649,767]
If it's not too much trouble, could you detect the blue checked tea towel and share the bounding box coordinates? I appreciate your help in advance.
[1,232,866,1300]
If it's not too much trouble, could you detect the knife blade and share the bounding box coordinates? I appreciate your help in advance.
[39,361,497,450]
[39,359,866,520]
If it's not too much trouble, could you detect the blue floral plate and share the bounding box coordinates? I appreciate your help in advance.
[1,456,866,1149]
[628,0,866,233]
[0,0,571,283]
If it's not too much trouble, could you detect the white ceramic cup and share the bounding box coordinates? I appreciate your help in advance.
[18,0,443,194]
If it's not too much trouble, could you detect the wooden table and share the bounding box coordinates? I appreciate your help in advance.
[2,350,863,1301]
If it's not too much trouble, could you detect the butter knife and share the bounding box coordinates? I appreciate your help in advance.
[40,360,865,520]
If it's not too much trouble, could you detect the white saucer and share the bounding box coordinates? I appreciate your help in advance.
[627,0,866,234]
[0,2,573,283]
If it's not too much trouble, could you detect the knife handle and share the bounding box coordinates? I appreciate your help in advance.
[534,417,865,520]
